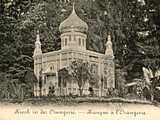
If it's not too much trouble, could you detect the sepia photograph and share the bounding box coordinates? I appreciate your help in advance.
[0,0,160,120]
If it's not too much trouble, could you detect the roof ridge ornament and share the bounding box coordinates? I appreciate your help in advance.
[105,32,114,58]
[108,32,111,42]
[36,30,40,43]
[105,32,112,46]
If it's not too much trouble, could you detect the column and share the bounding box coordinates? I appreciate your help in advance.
[60,53,62,69]
[98,58,101,97]
[71,52,74,61]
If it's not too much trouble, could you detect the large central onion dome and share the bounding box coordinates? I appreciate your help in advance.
[59,4,88,33]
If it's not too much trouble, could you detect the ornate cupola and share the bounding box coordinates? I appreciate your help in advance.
[59,3,88,50]
[33,30,42,57]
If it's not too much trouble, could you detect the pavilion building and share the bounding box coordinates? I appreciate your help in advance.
[33,5,115,96]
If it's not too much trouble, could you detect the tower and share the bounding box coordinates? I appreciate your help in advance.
[33,30,43,96]
[33,30,42,56]
[103,33,115,89]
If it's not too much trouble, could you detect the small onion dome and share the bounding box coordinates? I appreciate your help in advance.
[59,4,88,33]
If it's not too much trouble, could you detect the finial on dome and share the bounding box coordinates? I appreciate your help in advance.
[36,30,40,42]
[108,32,111,42]
[37,29,39,34]
[105,32,114,58]
[105,32,112,47]
[72,1,75,13]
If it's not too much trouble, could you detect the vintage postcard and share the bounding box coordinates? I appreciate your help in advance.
[0,0,160,120]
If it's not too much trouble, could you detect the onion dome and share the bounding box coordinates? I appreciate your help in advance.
[59,4,88,33]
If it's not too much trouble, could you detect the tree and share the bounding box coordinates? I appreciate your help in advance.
[132,67,160,101]
[58,67,71,95]
[68,60,91,96]
[124,0,160,80]
[115,64,127,97]
[0,0,40,100]
[24,69,37,97]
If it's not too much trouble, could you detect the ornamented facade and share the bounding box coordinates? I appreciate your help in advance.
[33,5,115,97]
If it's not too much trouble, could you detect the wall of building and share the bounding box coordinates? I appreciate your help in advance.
[34,48,109,96]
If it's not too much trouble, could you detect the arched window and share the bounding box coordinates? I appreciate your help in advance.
[50,66,53,71]
[82,39,85,46]
[69,35,71,41]
[65,38,67,46]
[62,39,64,47]
[79,38,81,46]
[74,35,76,41]
[44,76,47,84]
[50,65,54,71]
